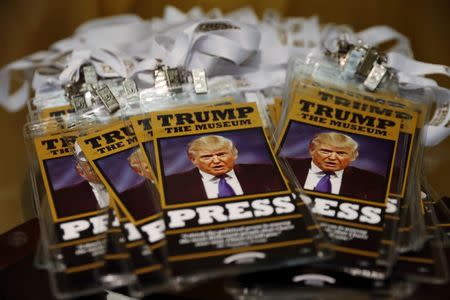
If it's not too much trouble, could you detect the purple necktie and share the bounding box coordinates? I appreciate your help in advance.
[218,175,236,197]
[314,172,334,193]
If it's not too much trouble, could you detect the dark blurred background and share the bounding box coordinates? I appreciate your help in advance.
[0,0,449,259]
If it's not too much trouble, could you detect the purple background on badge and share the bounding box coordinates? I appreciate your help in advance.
[143,141,157,170]
[46,156,86,190]
[394,133,408,167]
[96,147,146,193]
[159,128,275,176]
[278,122,395,177]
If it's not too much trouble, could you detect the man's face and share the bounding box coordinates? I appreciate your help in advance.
[190,146,236,176]
[129,152,155,182]
[76,160,102,184]
[310,142,355,172]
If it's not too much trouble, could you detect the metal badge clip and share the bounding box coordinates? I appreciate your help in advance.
[191,69,208,94]
[122,78,138,96]
[356,47,379,77]
[363,62,388,91]
[166,67,183,93]
[95,85,120,113]
[82,65,98,85]
[154,67,169,94]
[154,65,183,94]
[70,94,88,111]
[342,45,367,76]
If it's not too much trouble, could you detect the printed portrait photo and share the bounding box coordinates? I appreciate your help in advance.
[95,147,159,221]
[278,122,396,203]
[142,140,157,176]
[45,156,102,219]
[158,128,288,205]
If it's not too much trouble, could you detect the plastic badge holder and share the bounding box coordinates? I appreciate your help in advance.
[285,55,431,253]
[70,113,171,297]
[147,91,330,288]
[138,74,332,286]
[276,54,428,278]
[33,79,142,288]
[69,114,169,297]
[255,90,333,267]
[283,82,416,266]
[70,141,138,290]
[66,71,248,294]
[24,119,123,298]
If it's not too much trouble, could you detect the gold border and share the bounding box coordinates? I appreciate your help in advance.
[149,240,167,251]
[398,226,412,232]
[134,264,162,275]
[385,215,400,221]
[64,261,105,274]
[328,244,379,258]
[307,224,320,230]
[380,240,395,245]
[398,256,434,264]
[105,253,130,260]
[125,240,146,249]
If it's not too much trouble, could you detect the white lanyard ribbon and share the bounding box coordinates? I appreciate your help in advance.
[0,51,64,112]
[388,52,450,77]
[58,47,132,84]
[158,18,261,75]
[357,25,413,57]
[384,53,450,146]
[74,14,151,52]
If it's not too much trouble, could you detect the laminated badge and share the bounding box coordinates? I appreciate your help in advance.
[72,142,134,288]
[294,76,429,250]
[293,80,421,267]
[34,130,109,290]
[77,121,169,289]
[150,102,321,278]
[275,86,401,276]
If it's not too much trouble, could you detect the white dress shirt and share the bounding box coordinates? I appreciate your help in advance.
[199,169,244,199]
[303,161,344,195]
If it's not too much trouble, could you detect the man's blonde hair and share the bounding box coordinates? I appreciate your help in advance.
[187,135,238,158]
[309,132,359,159]
[128,148,145,166]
